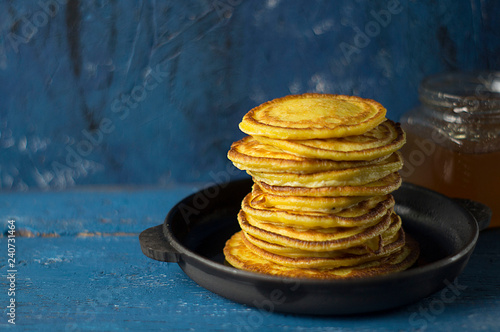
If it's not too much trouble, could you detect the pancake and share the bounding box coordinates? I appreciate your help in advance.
[228,136,391,174]
[243,232,382,257]
[256,172,402,197]
[238,209,395,251]
[243,211,402,257]
[251,183,367,212]
[253,120,405,161]
[248,152,403,188]
[241,191,395,228]
[223,231,420,279]
[241,227,405,269]
[239,94,387,139]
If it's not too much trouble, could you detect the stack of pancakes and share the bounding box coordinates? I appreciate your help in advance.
[223,93,419,279]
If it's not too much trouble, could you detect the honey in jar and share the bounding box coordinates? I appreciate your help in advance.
[400,72,500,227]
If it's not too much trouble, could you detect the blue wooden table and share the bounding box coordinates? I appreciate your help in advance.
[1,185,499,331]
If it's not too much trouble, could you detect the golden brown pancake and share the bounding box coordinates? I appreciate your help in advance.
[241,228,405,269]
[238,212,401,257]
[223,231,419,279]
[253,120,405,161]
[228,136,391,174]
[251,183,367,212]
[241,191,395,228]
[248,152,403,188]
[239,94,387,139]
[238,209,396,251]
[243,232,382,257]
[255,172,402,197]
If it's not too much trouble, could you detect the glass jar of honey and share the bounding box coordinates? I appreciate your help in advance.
[400,71,500,227]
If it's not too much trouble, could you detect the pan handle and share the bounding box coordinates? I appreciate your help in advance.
[139,225,180,263]
[453,198,492,231]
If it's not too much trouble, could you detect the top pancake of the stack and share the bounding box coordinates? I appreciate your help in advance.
[239,93,387,140]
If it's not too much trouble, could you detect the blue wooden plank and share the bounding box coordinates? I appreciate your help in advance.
[0,186,201,235]
[0,225,498,330]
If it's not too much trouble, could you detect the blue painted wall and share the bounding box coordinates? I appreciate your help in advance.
[0,0,498,190]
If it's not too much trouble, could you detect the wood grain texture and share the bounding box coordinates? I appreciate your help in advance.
[0,185,197,236]
[0,188,499,330]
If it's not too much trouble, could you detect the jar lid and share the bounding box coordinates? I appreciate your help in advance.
[419,71,500,114]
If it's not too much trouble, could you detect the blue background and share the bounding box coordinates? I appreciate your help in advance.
[0,0,499,190]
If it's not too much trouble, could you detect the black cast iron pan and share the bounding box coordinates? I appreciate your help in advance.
[139,178,491,315]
